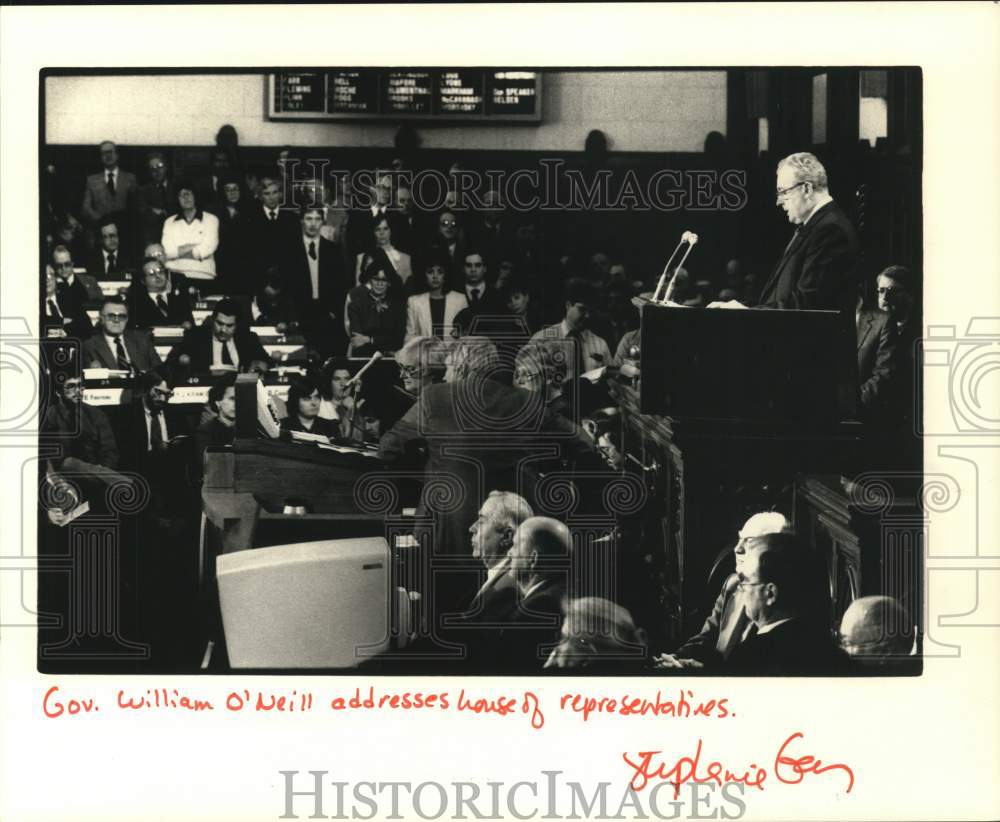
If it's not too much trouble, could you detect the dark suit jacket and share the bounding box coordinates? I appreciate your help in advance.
[378,377,586,558]
[58,273,103,307]
[42,400,119,470]
[724,617,844,675]
[246,205,300,286]
[857,309,897,413]
[492,579,566,671]
[166,323,268,372]
[136,179,177,246]
[674,574,751,664]
[82,328,162,373]
[215,207,254,294]
[127,281,194,329]
[87,248,134,279]
[758,201,859,314]
[46,289,93,341]
[81,169,138,224]
[280,235,350,309]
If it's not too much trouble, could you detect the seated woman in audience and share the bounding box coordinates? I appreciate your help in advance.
[318,357,366,442]
[280,375,339,438]
[193,373,238,482]
[505,277,542,335]
[355,214,411,289]
[405,254,468,342]
[346,255,407,357]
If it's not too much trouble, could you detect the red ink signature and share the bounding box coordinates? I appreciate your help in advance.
[622,731,854,797]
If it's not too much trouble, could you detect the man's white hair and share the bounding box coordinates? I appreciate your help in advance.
[738,511,793,539]
[450,336,499,381]
[778,152,829,191]
[482,490,533,533]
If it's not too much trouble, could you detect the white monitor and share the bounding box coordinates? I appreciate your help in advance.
[217,537,398,668]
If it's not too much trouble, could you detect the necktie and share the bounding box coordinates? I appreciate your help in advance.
[113,335,131,372]
[107,252,117,273]
[308,241,317,261]
[269,210,277,222]
[469,289,480,304]
[47,298,62,319]
[156,295,169,317]
[221,341,233,365]
[106,172,116,196]
[148,407,163,450]
[779,227,802,263]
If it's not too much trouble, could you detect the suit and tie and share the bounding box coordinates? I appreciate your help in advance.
[856,308,897,415]
[758,201,859,314]
[166,323,269,373]
[281,233,352,356]
[126,281,194,329]
[82,328,162,373]
[136,179,177,247]
[724,616,844,675]
[674,574,752,664]
[87,247,133,279]
[46,286,94,340]
[247,204,300,287]
[81,167,138,224]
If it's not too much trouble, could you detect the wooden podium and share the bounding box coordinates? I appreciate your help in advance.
[621,304,864,644]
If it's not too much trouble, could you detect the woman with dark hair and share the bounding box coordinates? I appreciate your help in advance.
[405,254,468,342]
[345,252,407,357]
[161,182,219,282]
[280,375,339,437]
[354,213,411,288]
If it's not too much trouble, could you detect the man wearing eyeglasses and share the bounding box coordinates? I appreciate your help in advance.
[755,152,859,314]
[653,511,793,670]
[724,532,842,675]
[82,296,161,374]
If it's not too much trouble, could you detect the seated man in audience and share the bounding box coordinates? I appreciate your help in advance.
[654,511,793,669]
[876,264,920,440]
[251,269,300,334]
[494,516,573,671]
[82,296,161,374]
[531,277,614,382]
[127,257,194,330]
[280,375,340,438]
[544,597,648,672]
[41,369,133,517]
[81,140,137,228]
[118,364,191,511]
[87,217,132,278]
[722,531,843,675]
[395,336,446,399]
[52,244,103,308]
[838,595,917,672]
[167,297,268,373]
[43,265,92,340]
[464,491,534,617]
[192,373,238,483]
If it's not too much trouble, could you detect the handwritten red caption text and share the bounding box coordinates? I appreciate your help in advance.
[41,685,546,729]
[622,732,855,797]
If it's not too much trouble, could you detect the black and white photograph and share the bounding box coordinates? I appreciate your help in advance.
[2,5,998,822]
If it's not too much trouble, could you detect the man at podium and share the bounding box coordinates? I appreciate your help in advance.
[710,152,859,314]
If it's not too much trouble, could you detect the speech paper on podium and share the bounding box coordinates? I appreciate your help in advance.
[2,5,999,822]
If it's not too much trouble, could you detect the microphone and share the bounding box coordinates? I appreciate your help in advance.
[347,350,383,386]
[652,231,700,304]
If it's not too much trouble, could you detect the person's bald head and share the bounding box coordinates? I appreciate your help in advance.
[839,596,913,659]
[545,597,647,670]
[510,516,571,591]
